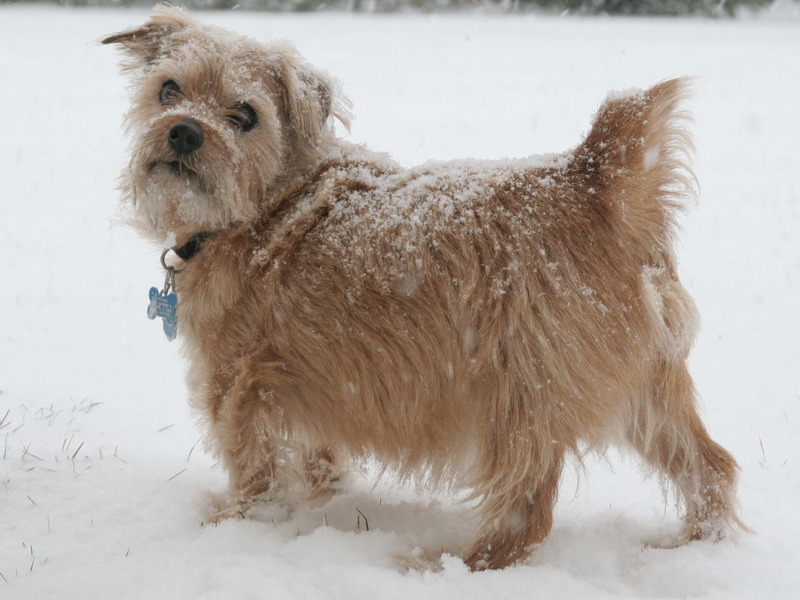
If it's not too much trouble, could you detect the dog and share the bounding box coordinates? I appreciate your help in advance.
[104,6,742,570]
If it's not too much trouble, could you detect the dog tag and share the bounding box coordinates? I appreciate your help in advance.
[147,286,178,341]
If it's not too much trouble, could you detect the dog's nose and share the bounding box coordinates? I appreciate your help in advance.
[168,119,204,156]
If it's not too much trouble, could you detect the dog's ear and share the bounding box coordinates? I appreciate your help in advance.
[101,5,192,68]
[272,50,340,147]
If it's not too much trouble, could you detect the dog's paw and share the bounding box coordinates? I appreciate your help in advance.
[205,493,247,524]
[205,491,289,525]
[245,501,291,524]
[681,516,741,544]
[643,516,738,549]
[393,548,446,573]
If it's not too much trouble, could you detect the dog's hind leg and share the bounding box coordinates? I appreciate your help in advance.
[626,359,742,542]
[464,415,565,570]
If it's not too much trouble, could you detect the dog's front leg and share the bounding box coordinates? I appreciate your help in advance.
[303,446,346,503]
[209,355,294,520]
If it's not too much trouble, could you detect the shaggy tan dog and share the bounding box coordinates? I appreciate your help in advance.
[104,6,742,570]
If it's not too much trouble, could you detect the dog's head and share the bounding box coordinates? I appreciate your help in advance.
[103,5,348,246]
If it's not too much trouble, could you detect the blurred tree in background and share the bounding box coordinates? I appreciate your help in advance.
[0,0,778,16]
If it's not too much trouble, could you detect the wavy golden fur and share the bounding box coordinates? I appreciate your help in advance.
[104,6,742,570]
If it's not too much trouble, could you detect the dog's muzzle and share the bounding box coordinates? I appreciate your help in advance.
[168,118,204,156]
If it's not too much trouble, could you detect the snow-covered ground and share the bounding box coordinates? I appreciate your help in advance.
[1,6,798,598]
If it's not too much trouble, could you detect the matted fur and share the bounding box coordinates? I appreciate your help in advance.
[104,6,743,570]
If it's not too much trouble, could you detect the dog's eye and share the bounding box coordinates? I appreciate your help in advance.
[159,80,182,105]
[228,102,258,133]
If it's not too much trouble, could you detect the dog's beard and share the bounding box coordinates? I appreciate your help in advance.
[144,156,213,199]
[128,150,242,237]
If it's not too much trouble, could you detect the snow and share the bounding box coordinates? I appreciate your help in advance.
[1,6,799,598]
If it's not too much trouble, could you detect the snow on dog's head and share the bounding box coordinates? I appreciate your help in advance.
[103,5,349,247]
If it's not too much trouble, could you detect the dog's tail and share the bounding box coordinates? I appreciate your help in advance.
[571,78,696,253]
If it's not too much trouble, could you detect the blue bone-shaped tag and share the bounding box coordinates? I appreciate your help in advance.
[147,286,178,341]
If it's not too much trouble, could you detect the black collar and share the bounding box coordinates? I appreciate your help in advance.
[173,232,210,263]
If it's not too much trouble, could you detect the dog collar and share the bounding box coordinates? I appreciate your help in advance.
[173,231,210,263]
[146,231,210,342]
